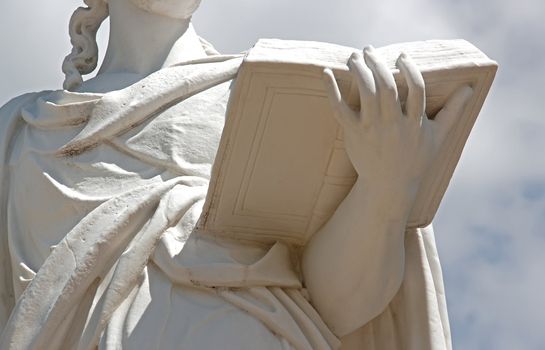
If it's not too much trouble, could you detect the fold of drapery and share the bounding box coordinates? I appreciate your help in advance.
[152,237,301,289]
[339,226,452,350]
[0,92,44,330]
[0,177,205,349]
[219,287,338,350]
[0,56,245,350]
[57,55,243,157]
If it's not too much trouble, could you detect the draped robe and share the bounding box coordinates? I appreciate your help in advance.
[0,54,452,350]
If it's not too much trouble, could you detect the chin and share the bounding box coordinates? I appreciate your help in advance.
[129,0,202,19]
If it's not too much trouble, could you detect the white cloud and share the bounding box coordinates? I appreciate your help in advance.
[0,0,543,348]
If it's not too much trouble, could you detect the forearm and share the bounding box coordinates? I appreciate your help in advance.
[302,179,416,336]
[307,47,471,336]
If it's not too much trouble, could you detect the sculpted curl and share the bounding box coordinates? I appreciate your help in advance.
[62,0,109,91]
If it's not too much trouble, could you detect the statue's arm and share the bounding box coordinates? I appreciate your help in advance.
[301,47,473,337]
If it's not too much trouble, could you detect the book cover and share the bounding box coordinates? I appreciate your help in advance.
[198,39,497,245]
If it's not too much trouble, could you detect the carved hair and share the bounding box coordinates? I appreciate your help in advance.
[62,0,109,91]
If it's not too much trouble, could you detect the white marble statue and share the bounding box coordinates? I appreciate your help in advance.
[0,0,474,349]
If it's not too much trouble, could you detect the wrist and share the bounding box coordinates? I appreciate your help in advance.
[351,177,420,218]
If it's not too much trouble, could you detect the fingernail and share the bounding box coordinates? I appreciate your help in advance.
[399,51,408,60]
[363,45,375,53]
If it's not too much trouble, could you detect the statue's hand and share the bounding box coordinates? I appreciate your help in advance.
[323,47,473,200]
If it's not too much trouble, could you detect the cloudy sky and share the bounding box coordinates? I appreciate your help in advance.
[1,0,544,348]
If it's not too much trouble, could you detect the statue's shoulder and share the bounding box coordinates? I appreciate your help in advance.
[0,91,49,119]
[0,91,53,144]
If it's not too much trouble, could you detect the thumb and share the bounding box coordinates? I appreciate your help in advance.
[322,68,359,129]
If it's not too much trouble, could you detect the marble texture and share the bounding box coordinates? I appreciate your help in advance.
[0,0,494,349]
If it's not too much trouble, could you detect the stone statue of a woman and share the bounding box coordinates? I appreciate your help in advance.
[0,0,473,349]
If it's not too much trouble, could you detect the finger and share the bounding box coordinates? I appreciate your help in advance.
[348,51,378,121]
[433,85,474,143]
[322,68,359,128]
[396,52,425,122]
[363,46,402,119]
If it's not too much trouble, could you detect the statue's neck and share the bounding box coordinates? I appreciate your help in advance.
[98,0,207,78]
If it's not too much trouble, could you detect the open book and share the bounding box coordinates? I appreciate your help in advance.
[197,39,497,246]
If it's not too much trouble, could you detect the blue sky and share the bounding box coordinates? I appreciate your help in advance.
[1,0,544,348]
